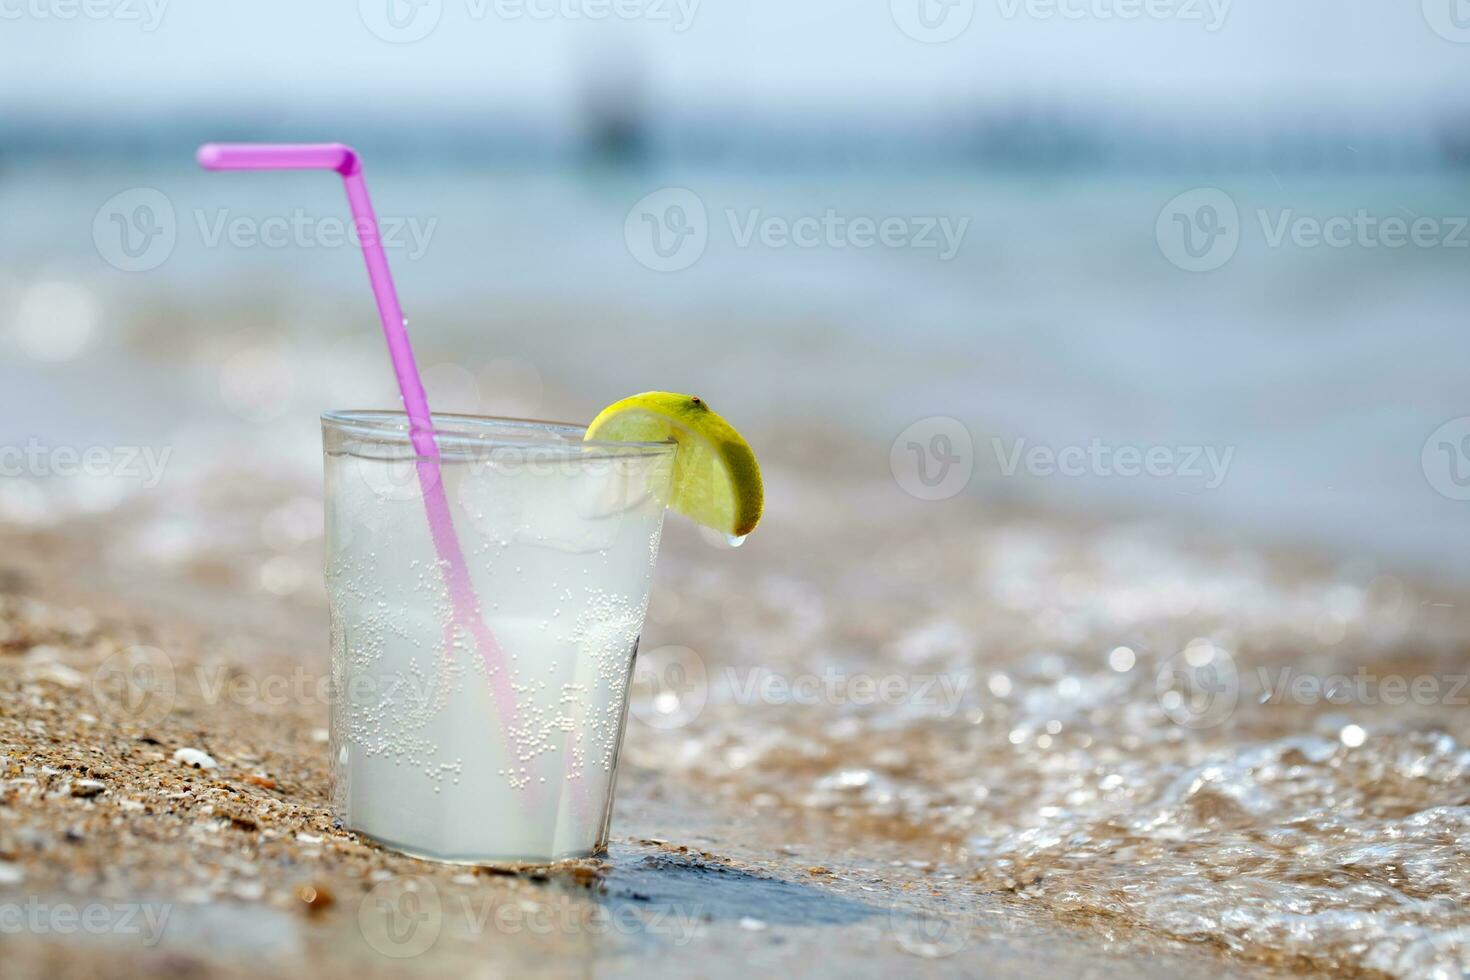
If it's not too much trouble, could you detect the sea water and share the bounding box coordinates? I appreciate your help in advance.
[323,419,672,862]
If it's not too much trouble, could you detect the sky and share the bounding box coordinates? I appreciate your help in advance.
[1,0,1467,118]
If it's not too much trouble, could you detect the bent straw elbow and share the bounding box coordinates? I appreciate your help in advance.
[196,142,360,175]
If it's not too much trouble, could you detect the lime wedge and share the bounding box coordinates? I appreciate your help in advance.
[585,392,763,537]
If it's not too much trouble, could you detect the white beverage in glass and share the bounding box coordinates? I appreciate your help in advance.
[322,411,675,863]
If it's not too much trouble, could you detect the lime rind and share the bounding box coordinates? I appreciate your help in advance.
[585,393,763,537]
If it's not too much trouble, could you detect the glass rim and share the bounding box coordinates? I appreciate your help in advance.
[321,409,677,459]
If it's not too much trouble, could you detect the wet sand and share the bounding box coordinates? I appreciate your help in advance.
[1,448,1467,977]
[0,533,1279,980]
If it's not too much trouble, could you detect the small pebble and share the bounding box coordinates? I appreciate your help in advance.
[0,862,24,885]
[30,662,85,688]
[172,748,218,770]
[71,779,107,798]
[295,883,334,915]
[739,917,768,931]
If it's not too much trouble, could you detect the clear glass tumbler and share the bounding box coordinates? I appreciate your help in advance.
[322,411,675,863]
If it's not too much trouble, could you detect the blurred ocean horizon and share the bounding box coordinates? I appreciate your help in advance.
[4,100,1469,173]
[2,153,1467,582]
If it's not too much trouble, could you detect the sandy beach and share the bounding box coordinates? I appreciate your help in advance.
[1,432,1466,978]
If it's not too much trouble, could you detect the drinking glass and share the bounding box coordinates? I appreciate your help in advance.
[322,410,675,863]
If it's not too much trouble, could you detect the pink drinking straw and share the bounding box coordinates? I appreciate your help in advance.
[196,143,518,731]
